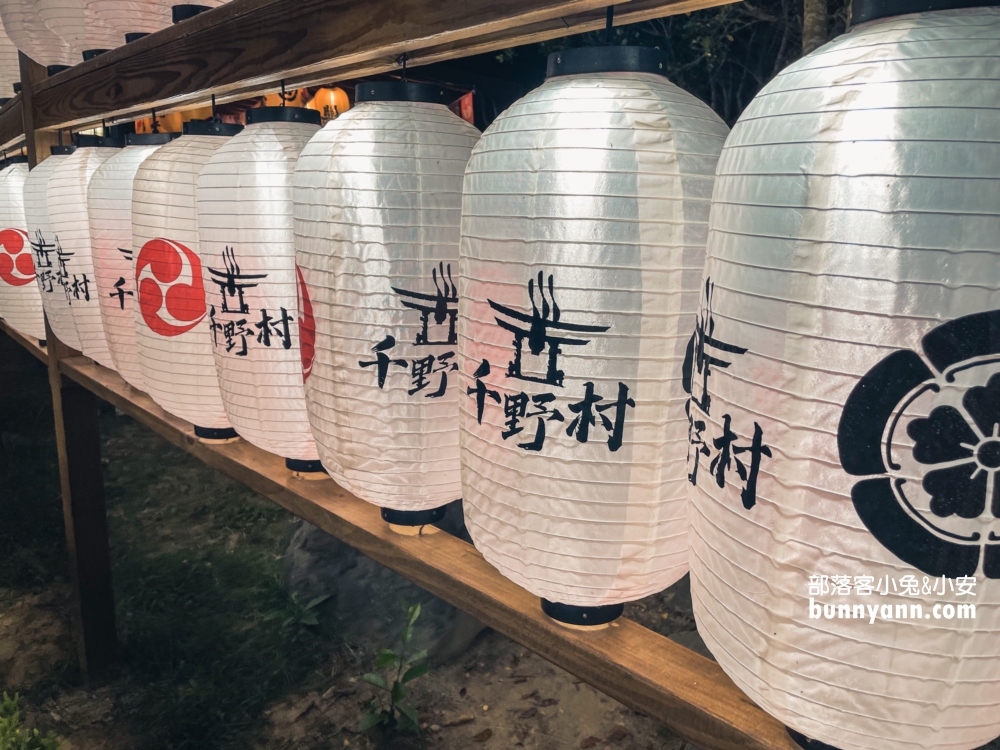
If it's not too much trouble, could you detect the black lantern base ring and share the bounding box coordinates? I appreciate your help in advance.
[285,458,326,478]
[787,727,843,750]
[382,506,446,537]
[541,599,625,628]
[194,425,239,442]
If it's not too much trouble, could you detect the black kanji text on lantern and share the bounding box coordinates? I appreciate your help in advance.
[683,277,769,510]
[489,271,609,388]
[207,246,267,314]
[392,261,458,346]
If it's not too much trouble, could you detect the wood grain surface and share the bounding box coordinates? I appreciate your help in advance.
[0,95,23,152]
[57,354,798,750]
[31,0,737,131]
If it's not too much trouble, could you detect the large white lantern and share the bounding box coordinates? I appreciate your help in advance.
[132,120,242,441]
[90,131,176,389]
[25,145,79,350]
[295,82,480,524]
[86,0,228,41]
[0,0,74,71]
[687,5,1000,750]
[36,0,121,60]
[0,17,21,98]
[197,106,322,474]
[0,155,46,342]
[48,134,121,369]
[459,48,729,625]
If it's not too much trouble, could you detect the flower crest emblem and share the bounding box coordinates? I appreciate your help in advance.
[838,310,1000,579]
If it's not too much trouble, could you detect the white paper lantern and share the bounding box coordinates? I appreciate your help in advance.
[25,145,79,349]
[0,0,74,70]
[197,106,322,472]
[0,17,21,97]
[459,48,729,625]
[687,6,1000,750]
[37,0,122,60]
[132,120,242,441]
[86,0,227,40]
[48,134,121,369]
[0,155,46,342]
[90,132,176,389]
[295,83,480,522]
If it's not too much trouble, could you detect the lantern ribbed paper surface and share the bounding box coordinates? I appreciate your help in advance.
[86,0,226,37]
[0,0,73,68]
[687,8,1000,750]
[197,109,321,466]
[0,18,20,95]
[133,130,239,437]
[294,90,480,509]
[90,135,172,390]
[459,54,729,611]
[49,140,119,368]
[37,0,121,57]
[25,150,80,349]
[0,159,45,341]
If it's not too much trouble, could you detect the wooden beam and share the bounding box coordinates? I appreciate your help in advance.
[43,329,119,682]
[0,318,47,363]
[58,353,796,750]
[0,95,23,151]
[31,0,738,131]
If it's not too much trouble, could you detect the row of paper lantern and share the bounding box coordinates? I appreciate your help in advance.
[1,4,999,750]
[0,0,228,90]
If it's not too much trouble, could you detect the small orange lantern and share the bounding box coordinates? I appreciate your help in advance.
[305,87,349,125]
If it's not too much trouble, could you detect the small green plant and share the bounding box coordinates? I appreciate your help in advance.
[263,593,330,642]
[359,603,430,734]
[0,692,59,750]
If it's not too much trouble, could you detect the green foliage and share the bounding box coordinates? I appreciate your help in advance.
[359,603,430,735]
[0,693,59,750]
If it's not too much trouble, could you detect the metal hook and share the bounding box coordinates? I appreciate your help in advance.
[151,108,159,133]
[397,52,409,82]
[605,5,615,45]
[280,80,287,106]
[212,94,217,120]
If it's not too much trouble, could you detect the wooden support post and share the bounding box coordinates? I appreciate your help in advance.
[20,52,119,682]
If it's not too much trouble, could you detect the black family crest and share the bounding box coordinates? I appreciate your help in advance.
[838,309,1000,579]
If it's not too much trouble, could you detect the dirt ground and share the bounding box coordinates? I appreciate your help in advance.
[0,354,703,750]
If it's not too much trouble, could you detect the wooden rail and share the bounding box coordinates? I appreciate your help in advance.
[31,0,734,130]
[0,95,23,151]
[54,353,796,750]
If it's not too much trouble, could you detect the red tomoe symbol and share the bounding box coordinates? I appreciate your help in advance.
[0,229,35,286]
[135,238,207,337]
[296,265,315,382]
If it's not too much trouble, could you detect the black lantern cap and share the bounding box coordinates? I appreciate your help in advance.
[380,506,448,527]
[246,106,321,126]
[356,81,452,105]
[74,134,125,148]
[50,145,77,155]
[46,65,71,77]
[82,49,109,61]
[541,599,625,626]
[126,132,180,146]
[546,46,667,79]
[182,119,243,136]
[0,155,28,169]
[172,4,210,22]
[12,82,20,94]
[0,98,10,107]
[125,32,150,43]
[850,0,994,24]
